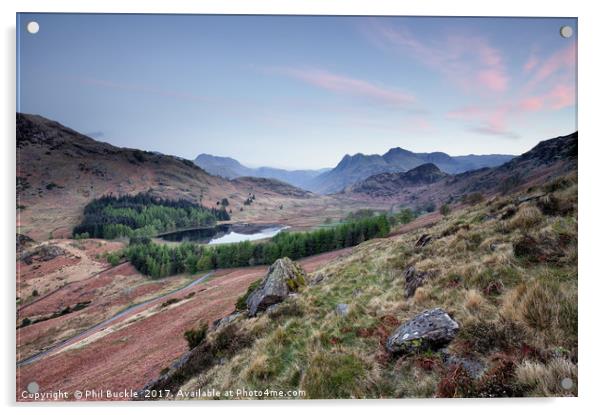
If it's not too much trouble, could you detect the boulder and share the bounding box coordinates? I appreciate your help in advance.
[403,266,430,298]
[386,308,459,354]
[246,258,306,317]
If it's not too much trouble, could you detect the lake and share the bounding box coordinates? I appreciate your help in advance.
[158,223,288,245]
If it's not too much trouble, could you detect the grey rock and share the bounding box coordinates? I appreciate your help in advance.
[404,266,430,298]
[386,308,459,354]
[246,257,306,317]
[335,303,349,317]
[212,312,242,330]
[266,303,282,316]
[19,243,66,264]
[516,192,546,204]
[442,352,486,379]
[309,273,325,286]
[16,233,35,253]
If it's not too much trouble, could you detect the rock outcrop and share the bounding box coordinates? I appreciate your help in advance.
[19,243,66,264]
[403,266,430,298]
[16,233,35,253]
[386,308,459,354]
[212,312,243,330]
[415,234,432,248]
[246,258,306,317]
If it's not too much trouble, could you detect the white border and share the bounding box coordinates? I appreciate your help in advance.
[2,1,601,414]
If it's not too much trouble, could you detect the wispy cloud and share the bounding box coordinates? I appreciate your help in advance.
[529,43,576,87]
[448,105,519,139]
[519,83,575,112]
[365,20,509,94]
[267,67,416,108]
[523,53,539,73]
[76,77,216,103]
[444,39,575,139]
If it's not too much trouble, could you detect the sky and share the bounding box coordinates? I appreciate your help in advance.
[17,14,577,169]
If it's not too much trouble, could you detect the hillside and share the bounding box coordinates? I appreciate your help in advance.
[348,163,449,198]
[344,132,577,208]
[145,172,577,399]
[16,114,320,240]
[194,153,328,189]
[310,148,514,194]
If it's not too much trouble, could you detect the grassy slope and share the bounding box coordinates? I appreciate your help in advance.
[176,173,577,399]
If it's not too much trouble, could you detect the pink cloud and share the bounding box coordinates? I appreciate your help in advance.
[523,54,539,73]
[530,42,576,86]
[447,106,485,119]
[519,84,575,112]
[277,67,415,107]
[477,69,508,92]
[366,21,509,94]
[448,80,575,138]
[547,84,575,110]
[447,104,517,138]
[519,96,544,111]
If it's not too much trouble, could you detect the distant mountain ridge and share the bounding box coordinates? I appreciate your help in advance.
[345,132,577,203]
[16,113,314,240]
[348,163,449,198]
[310,148,515,194]
[193,153,328,189]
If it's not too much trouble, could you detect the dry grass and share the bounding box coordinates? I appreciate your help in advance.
[173,174,577,399]
[515,358,577,396]
[508,204,543,230]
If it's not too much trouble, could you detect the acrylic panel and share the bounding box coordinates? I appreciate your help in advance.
[16,13,577,402]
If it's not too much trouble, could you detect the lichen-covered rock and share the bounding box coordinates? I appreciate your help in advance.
[386,308,459,354]
[246,257,306,317]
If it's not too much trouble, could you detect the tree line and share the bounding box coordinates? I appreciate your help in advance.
[123,215,391,278]
[73,193,230,239]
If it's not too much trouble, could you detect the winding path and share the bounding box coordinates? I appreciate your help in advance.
[17,271,214,367]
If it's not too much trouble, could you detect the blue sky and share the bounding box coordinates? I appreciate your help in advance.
[17,14,577,169]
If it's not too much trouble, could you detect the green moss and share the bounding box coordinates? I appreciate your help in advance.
[286,266,307,292]
[301,353,367,398]
[235,279,262,311]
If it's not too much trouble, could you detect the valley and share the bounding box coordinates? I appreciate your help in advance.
[16,113,578,400]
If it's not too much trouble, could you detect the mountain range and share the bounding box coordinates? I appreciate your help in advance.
[17,112,576,241]
[309,149,514,194]
[16,114,313,240]
[194,149,514,194]
[345,131,577,205]
[193,154,329,189]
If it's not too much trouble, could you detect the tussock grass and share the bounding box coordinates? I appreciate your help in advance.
[508,204,543,230]
[515,358,577,396]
